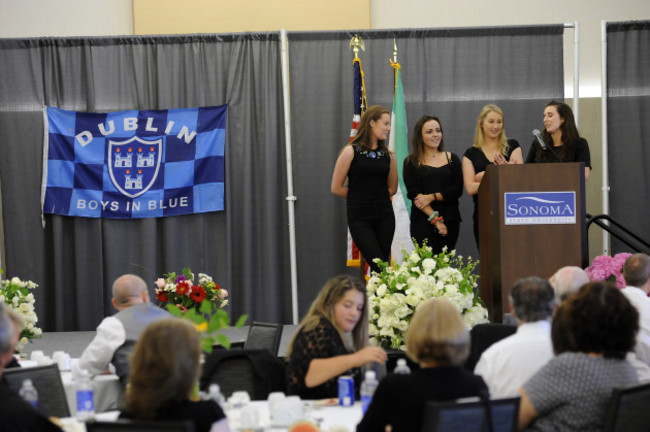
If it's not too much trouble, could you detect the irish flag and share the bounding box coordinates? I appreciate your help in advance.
[389,65,414,263]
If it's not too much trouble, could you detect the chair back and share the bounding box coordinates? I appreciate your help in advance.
[464,323,517,371]
[421,396,520,432]
[3,363,70,418]
[86,419,195,432]
[603,382,650,432]
[200,348,285,400]
[243,321,283,356]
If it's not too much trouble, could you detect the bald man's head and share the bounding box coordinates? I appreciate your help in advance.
[550,266,590,304]
[112,274,149,310]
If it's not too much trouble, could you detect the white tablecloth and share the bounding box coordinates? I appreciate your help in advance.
[60,371,122,416]
[226,400,364,431]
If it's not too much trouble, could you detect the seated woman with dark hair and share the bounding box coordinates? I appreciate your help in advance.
[357,298,487,432]
[285,275,387,399]
[120,318,231,432]
[518,282,640,431]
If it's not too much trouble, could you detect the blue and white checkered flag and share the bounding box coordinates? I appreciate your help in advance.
[41,105,227,219]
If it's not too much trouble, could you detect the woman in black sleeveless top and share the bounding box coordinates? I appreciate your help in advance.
[403,115,463,254]
[462,104,523,247]
[331,106,397,274]
[525,100,591,181]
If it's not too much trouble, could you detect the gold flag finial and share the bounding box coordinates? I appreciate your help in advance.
[393,38,398,63]
[350,34,365,59]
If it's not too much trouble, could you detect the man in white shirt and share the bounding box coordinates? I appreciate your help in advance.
[621,253,650,365]
[73,274,170,386]
[474,277,555,398]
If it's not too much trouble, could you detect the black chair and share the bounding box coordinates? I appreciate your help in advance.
[243,321,283,356]
[421,396,520,432]
[603,382,650,432]
[86,419,195,432]
[3,363,70,418]
[200,348,285,400]
[464,323,517,371]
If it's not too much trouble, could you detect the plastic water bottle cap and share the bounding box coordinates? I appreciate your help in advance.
[365,370,376,380]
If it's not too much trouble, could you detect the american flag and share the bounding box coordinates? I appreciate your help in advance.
[346,58,366,268]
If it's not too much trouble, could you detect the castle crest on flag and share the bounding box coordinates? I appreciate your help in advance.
[108,136,162,198]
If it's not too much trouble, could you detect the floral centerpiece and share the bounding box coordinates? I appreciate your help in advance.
[155,268,246,352]
[0,272,43,353]
[367,243,489,350]
[585,252,632,289]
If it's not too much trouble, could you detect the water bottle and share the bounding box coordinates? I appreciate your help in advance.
[394,358,411,375]
[75,370,95,422]
[360,370,379,414]
[208,384,226,410]
[19,379,38,407]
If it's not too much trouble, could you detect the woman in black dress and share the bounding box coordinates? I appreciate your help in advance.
[462,104,523,247]
[331,106,398,274]
[403,115,463,254]
[285,275,387,399]
[357,297,487,432]
[120,318,230,432]
[525,100,591,181]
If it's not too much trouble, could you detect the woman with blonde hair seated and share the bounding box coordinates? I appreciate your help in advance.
[285,275,387,399]
[357,297,487,432]
[120,318,231,432]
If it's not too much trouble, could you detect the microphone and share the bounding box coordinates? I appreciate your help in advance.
[532,129,562,162]
[532,129,548,151]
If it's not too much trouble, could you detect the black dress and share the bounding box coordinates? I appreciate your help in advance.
[120,399,226,432]
[525,136,591,168]
[403,152,463,254]
[356,366,488,432]
[463,139,520,247]
[346,144,395,273]
[285,317,360,399]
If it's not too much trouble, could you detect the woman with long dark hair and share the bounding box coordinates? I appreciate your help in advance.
[331,106,398,274]
[525,100,591,181]
[404,115,463,254]
[121,319,230,432]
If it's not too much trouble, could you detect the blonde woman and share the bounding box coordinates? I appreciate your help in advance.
[357,298,487,432]
[121,319,231,432]
[285,275,387,399]
[463,104,523,247]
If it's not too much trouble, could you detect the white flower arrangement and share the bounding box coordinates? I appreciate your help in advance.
[0,274,43,352]
[367,242,489,350]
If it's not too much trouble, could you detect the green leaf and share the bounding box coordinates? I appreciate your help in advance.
[215,333,231,349]
[234,314,249,327]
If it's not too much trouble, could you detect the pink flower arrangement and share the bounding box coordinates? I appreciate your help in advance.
[585,252,632,289]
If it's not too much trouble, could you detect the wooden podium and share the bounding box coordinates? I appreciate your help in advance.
[477,163,587,321]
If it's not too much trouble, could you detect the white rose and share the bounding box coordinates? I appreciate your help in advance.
[11,277,22,286]
[376,285,387,298]
[34,327,43,336]
[422,258,436,271]
[20,337,29,344]
[25,293,34,302]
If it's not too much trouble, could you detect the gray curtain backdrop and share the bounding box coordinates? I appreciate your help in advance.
[288,26,564,313]
[606,21,650,253]
[0,34,291,330]
[1,27,565,330]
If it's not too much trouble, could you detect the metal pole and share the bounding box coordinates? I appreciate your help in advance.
[600,21,611,254]
[280,29,300,324]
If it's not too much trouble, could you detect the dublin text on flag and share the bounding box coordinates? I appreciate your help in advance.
[41,105,227,219]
